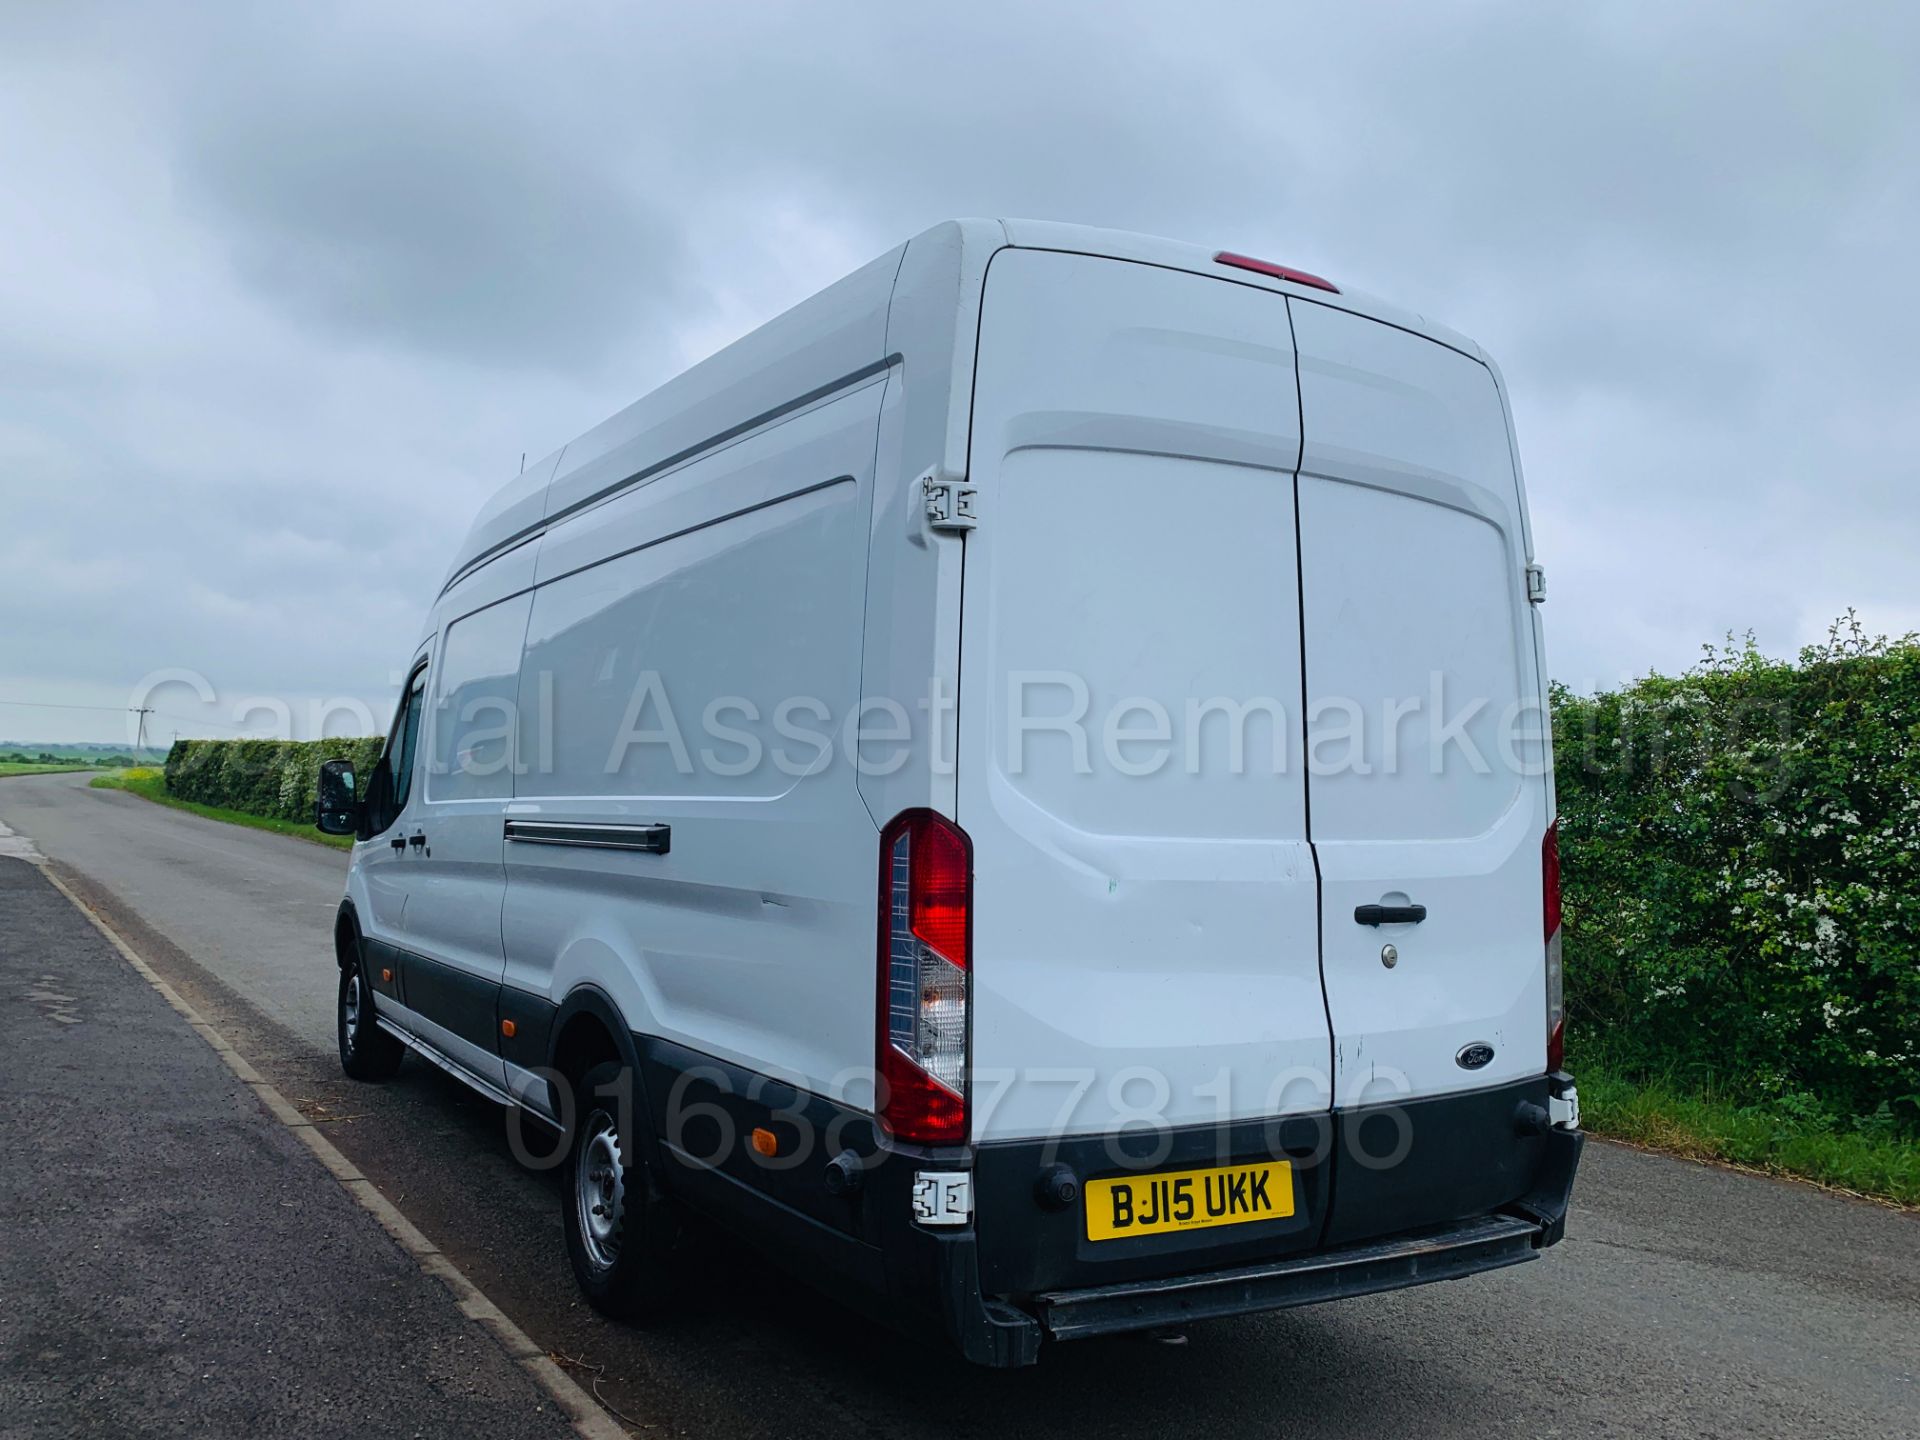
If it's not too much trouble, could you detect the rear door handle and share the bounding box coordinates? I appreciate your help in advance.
[1354,903,1426,926]
[407,832,427,849]
[389,836,406,852]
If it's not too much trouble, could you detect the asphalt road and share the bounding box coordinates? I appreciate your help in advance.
[0,771,349,1051]
[0,854,578,1440]
[3,770,1917,1438]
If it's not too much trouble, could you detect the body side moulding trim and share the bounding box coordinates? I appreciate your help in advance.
[505,819,671,854]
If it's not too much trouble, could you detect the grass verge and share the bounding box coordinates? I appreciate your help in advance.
[1575,1059,1919,1208]
[0,762,96,777]
[91,768,354,851]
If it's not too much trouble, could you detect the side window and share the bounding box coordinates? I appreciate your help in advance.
[390,667,427,811]
[368,665,427,834]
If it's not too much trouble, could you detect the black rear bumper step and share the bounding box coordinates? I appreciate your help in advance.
[1034,1212,1542,1342]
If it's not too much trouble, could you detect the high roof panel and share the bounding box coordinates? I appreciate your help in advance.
[439,218,1483,597]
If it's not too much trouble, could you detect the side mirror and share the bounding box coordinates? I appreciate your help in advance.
[315,758,360,836]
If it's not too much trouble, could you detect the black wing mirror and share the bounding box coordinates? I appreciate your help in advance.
[315,758,360,836]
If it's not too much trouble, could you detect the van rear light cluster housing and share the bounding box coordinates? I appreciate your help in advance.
[878,809,971,1145]
[1544,818,1564,1071]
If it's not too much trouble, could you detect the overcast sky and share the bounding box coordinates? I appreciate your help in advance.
[2,2,1916,746]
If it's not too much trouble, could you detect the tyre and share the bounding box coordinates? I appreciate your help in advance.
[338,958,404,1081]
[563,1060,679,1321]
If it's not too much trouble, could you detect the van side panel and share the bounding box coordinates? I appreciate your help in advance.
[501,381,888,1105]
[538,249,904,526]
[1291,300,1551,1111]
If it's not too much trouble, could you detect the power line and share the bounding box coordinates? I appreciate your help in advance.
[0,697,261,737]
[0,698,136,714]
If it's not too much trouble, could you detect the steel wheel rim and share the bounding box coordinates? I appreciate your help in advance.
[576,1110,625,1270]
[343,972,362,1055]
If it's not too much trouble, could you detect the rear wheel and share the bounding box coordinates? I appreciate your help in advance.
[563,1060,678,1321]
[338,961,403,1081]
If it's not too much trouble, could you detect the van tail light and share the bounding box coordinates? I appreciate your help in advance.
[1544,818,1565,1071]
[878,809,970,1145]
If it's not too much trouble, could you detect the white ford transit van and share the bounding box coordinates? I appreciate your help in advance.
[316,219,1581,1365]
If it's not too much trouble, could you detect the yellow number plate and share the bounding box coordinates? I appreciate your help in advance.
[1085,1160,1294,1242]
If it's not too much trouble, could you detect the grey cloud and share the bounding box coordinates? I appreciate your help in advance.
[2,0,1918,744]
[170,23,691,372]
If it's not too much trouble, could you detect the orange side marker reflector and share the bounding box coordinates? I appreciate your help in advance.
[501,1019,517,1039]
[380,968,393,983]
[751,1127,778,1157]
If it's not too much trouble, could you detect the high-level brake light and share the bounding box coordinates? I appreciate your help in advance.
[878,809,971,1145]
[1213,250,1339,293]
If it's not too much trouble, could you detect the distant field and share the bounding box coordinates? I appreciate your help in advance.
[0,762,95,778]
[0,745,145,763]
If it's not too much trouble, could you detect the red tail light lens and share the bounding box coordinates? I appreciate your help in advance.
[1213,250,1339,293]
[878,809,971,1145]
[1544,818,1564,1071]
[908,814,969,963]
[1543,818,1562,942]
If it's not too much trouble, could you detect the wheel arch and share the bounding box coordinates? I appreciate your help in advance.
[548,983,641,1080]
[333,900,361,970]
[547,984,661,1174]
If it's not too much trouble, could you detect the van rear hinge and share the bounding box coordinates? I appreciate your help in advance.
[1525,563,1547,605]
[921,471,978,534]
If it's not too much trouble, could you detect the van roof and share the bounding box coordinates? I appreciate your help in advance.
[994,218,1484,360]
[439,218,1487,595]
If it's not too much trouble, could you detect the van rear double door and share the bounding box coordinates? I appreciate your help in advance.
[956,246,1551,1284]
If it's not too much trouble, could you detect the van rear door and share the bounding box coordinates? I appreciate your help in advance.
[957,249,1330,1143]
[1290,301,1551,1112]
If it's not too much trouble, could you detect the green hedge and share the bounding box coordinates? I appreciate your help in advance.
[1555,614,1920,1133]
[164,736,385,825]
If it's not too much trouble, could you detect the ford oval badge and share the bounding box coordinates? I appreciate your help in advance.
[1456,1042,1495,1071]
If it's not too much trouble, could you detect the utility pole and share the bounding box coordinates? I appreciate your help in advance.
[129,706,153,758]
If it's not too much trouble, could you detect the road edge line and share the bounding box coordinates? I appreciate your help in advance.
[39,866,631,1440]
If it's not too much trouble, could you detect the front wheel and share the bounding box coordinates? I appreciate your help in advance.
[338,961,403,1081]
[563,1060,679,1322]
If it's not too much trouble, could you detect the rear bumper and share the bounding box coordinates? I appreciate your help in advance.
[941,1118,1583,1362]
[638,1038,1584,1368]
[1036,1212,1542,1342]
